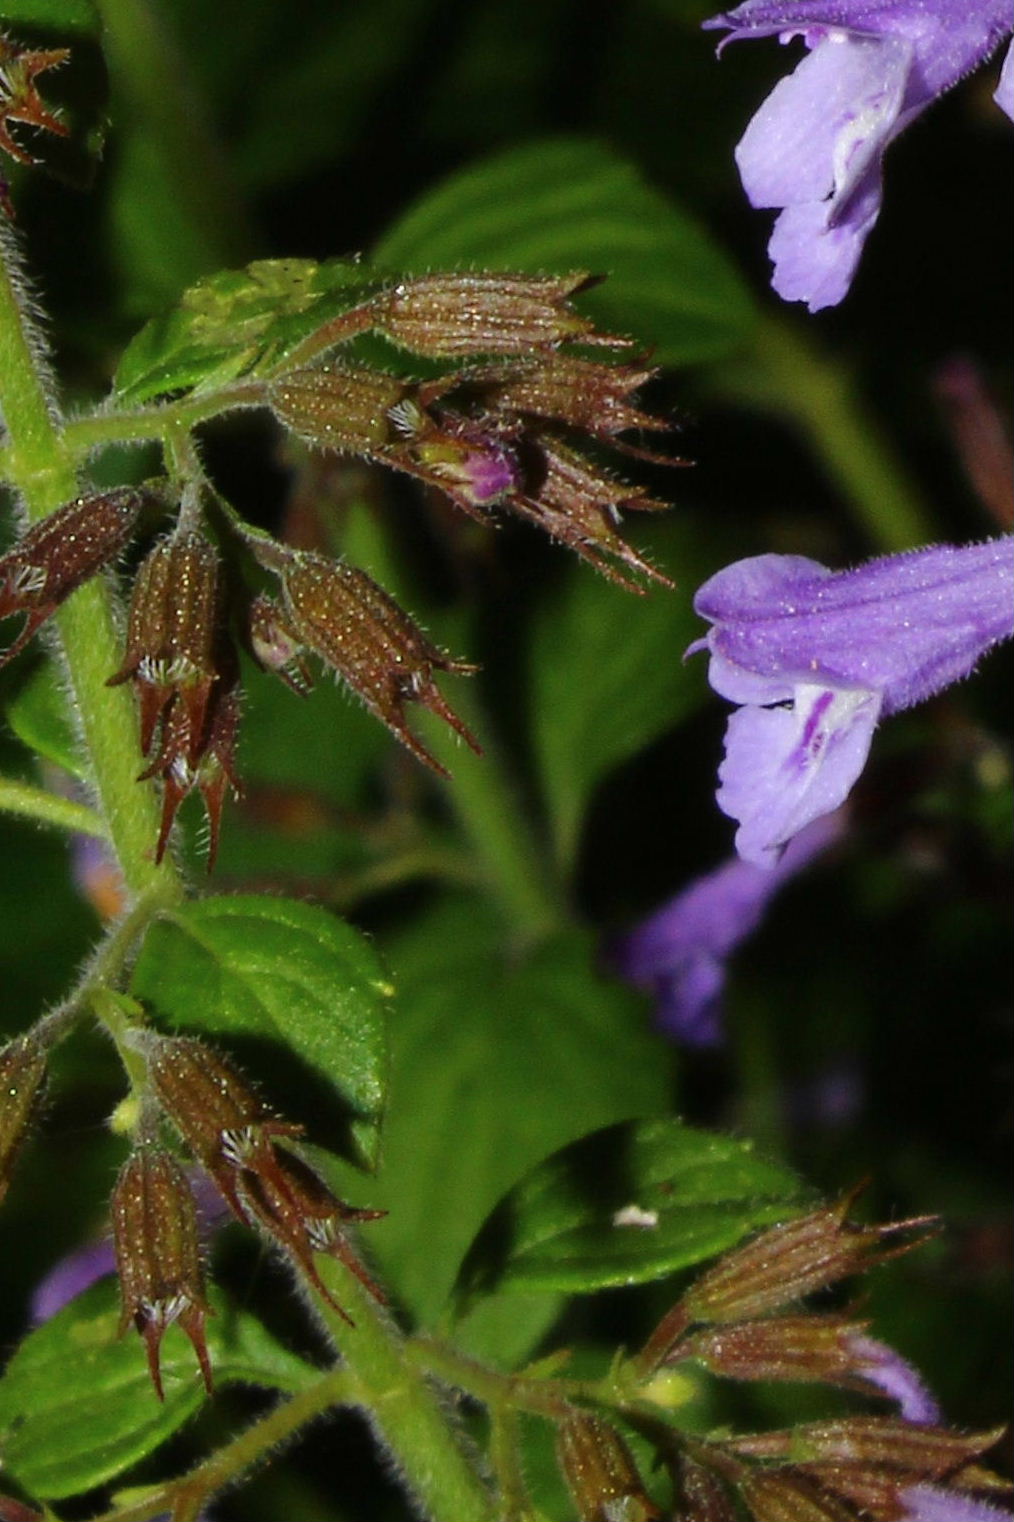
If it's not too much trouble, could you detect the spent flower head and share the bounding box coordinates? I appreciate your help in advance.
[111,1144,213,1401]
[0,488,146,669]
[138,1034,384,1324]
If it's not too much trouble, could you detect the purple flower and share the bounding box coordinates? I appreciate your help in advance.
[689,538,1014,866]
[613,810,845,1044]
[703,3,1014,310]
[901,1486,1014,1522]
[846,1332,941,1423]
[31,1238,116,1323]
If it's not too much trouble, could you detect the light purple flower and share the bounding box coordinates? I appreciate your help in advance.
[689,538,1014,866]
[31,1237,116,1323]
[901,1486,1014,1522]
[613,810,844,1045]
[846,1332,941,1423]
[703,2,1014,310]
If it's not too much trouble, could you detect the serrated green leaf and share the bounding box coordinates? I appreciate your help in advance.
[530,521,709,871]
[455,1117,808,1298]
[0,1280,316,1500]
[130,895,391,1164]
[0,0,97,28]
[3,658,85,780]
[375,137,756,364]
[112,256,389,405]
[328,897,674,1329]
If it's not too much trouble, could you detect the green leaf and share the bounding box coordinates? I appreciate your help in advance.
[529,521,709,870]
[375,137,756,365]
[455,1117,808,1299]
[0,1280,316,1500]
[113,256,390,405]
[130,895,391,1165]
[4,658,86,780]
[0,0,97,28]
[328,897,674,1328]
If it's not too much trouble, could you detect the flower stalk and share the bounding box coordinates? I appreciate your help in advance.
[0,231,181,906]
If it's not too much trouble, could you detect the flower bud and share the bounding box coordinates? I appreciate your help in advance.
[248,592,313,695]
[279,552,480,774]
[556,1411,663,1522]
[680,1197,935,1326]
[390,401,521,513]
[267,362,408,451]
[0,488,145,669]
[111,1145,213,1400]
[140,1035,384,1320]
[0,1035,47,1206]
[107,530,224,761]
[730,1425,1010,1522]
[373,272,626,357]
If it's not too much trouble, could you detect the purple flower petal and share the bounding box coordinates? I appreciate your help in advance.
[695,540,1014,714]
[901,1486,1014,1522]
[767,175,881,309]
[716,684,879,864]
[613,811,844,1043]
[996,37,1014,118]
[692,539,1014,863]
[846,1332,942,1423]
[703,1,1014,308]
[735,32,909,209]
[31,1238,116,1323]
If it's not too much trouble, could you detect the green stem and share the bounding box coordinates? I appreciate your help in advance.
[0,776,106,837]
[34,882,173,1046]
[54,382,268,461]
[314,1257,498,1522]
[0,228,179,906]
[709,313,934,553]
[87,1367,357,1522]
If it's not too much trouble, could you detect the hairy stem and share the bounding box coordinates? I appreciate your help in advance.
[313,1257,499,1522]
[0,775,106,837]
[0,227,179,906]
[87,1367,358,1522]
